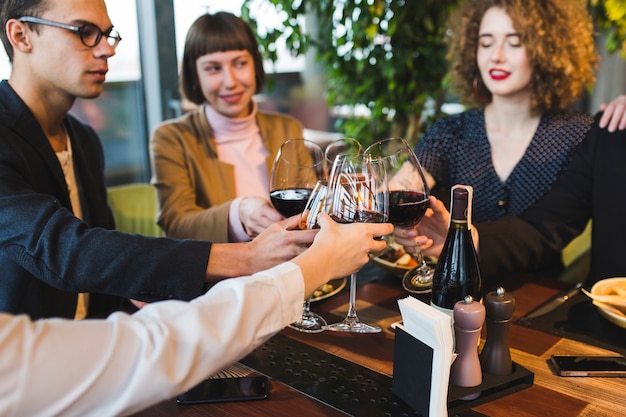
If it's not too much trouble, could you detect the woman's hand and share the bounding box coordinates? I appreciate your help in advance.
[393,196,450,258]
[599,95,626,132]
[239,197,283,238]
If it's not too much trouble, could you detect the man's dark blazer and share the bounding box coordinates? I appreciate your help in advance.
[478,112,626,287]
[0,80,210,319]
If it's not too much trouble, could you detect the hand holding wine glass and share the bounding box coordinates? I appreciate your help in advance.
[324,153,389,333]
[288,138,362,333]
[365,137,434,294]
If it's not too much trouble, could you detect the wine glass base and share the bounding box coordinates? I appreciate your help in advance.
[288,312,327,333]
[402,266,434,294]
[325,317,381,334]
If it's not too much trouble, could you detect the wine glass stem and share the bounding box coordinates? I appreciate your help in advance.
[414,246,426,265]
[406,239,427,267]
[346,273,359,321]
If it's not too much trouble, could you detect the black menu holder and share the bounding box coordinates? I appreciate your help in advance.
[392,327,435,416]
[392,327,535,415]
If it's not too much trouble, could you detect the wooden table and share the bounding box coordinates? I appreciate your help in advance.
[132,266,626,417]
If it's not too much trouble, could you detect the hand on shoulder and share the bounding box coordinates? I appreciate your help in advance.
[599,94,626,132]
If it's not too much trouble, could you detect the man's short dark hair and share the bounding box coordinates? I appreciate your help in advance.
[0,0,47,62]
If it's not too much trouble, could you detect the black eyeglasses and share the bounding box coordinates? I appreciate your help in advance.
[18,16,122,49]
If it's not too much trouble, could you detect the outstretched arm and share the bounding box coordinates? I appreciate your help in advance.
[1,216,392,417]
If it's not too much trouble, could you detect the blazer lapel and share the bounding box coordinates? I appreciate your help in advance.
[0,83,71,207]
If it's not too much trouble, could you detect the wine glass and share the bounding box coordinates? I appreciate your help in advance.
[324,153,389,333]
[288,138,362,333]
[270,139,327,333]
[289,180,329,333]
[269,138,324,218]
[365,137,434,294]
[323,138,363,176]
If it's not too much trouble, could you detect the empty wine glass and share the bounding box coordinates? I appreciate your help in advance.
[289,180,329,333]
[365,137,434,294]
[270,138,324,218]
[323,138,363,176]
[324,153,389,333]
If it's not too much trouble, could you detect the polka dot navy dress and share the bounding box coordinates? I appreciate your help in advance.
[414,108,594,223]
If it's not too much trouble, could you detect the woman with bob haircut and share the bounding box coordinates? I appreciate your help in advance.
[150,12,305,244]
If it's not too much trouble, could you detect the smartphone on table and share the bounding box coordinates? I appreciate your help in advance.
[176,375,270,404]
[549,354,626,377]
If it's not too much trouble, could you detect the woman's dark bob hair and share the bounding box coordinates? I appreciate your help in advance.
[180,12,265,105]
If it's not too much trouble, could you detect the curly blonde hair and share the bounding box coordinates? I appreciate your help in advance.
[447,0,599,114]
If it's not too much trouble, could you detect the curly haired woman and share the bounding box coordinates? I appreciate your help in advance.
[413,0,624,223]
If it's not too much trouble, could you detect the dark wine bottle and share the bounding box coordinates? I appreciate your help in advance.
[431,185,483,318]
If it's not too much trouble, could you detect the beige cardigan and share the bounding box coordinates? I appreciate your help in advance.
[150,105,304,242]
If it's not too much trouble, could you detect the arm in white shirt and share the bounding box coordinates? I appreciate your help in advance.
[0,262,303,417]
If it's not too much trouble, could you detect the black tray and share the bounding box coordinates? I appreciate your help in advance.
[517,290,626,356]
[241,333,533,417]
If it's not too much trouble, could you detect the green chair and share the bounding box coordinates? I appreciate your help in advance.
[107,183,164,237]
[558,220,591,284]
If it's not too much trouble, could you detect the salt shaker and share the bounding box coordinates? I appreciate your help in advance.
[480,286,515,375]
[451,295,485,396]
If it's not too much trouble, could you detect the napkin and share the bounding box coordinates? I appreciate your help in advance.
[397,296,454,417]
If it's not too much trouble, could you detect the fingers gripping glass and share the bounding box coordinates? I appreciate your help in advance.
[18,16,122,49]
[365,138,434,294]
[323,154,389,334]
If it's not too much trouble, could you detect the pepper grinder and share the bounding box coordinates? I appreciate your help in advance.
[480,286,515,375]
[451,295,485,398]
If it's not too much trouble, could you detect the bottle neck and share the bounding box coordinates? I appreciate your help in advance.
[449,185,473,228]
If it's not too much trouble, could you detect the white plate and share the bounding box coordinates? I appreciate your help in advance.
[590,277,626,329]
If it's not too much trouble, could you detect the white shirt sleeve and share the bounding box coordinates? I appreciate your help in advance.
[0,262,304,417]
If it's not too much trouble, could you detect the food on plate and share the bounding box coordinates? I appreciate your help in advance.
[378,244,419,268]
[312,283,335,299]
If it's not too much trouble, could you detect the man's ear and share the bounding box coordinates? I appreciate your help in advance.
[6,19,33,54]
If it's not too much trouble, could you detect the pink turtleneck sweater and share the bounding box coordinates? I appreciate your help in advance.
[205,103,269,242]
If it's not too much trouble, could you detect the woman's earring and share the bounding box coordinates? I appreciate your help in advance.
[473,78,492,103]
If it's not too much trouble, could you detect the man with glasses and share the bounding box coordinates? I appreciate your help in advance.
[0,1,393,413]
[17,15,122,49]
[0,0,325,320]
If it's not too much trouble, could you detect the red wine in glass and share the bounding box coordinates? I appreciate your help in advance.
[388,190,429,228]
[324,154,389,334]
[365,137,434,294]
[269,188,313,217]
[269,138,324,218]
